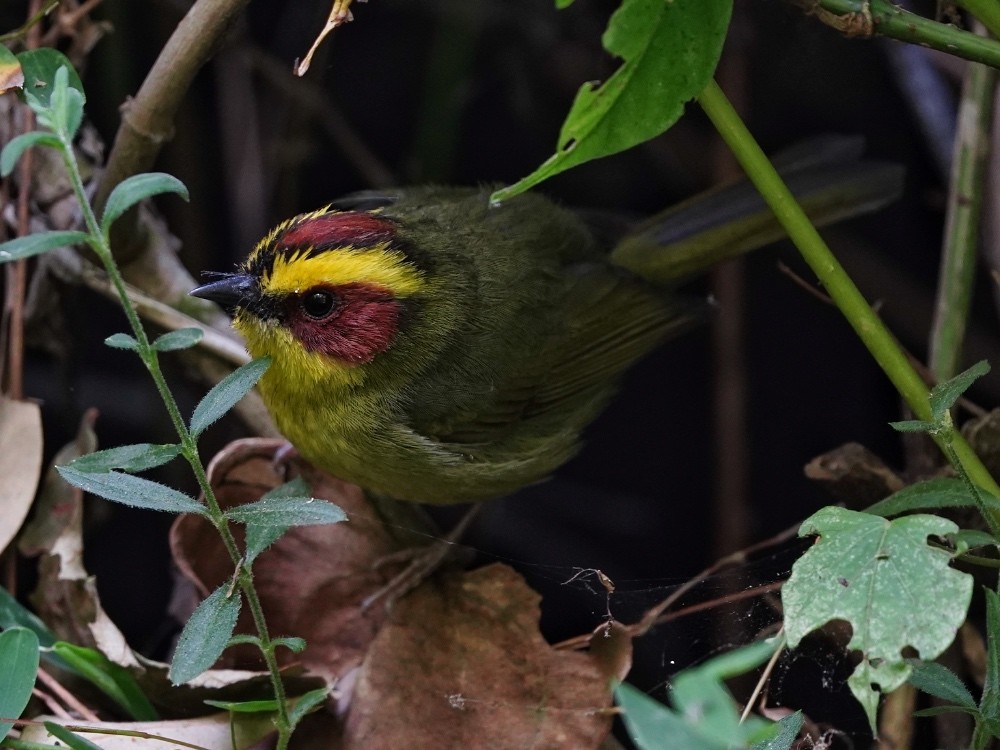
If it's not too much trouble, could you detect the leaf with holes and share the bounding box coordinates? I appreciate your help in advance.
[782,507,973,731]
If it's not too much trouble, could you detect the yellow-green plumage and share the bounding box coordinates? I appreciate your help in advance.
[192,143,901,504]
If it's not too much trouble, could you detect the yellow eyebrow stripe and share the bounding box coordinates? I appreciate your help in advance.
[265,244,425,297]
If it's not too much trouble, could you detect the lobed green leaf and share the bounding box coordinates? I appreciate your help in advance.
[52,642,158,721]
[930,359,991,421]
[0,131,61,177]
[0,231,89,263]
[0,627,40,739]
[57,466,206,515]
[152,327,203,352]
[68,443,182,474]
[169,584,242,685]
[101,173,190,236]
[190,357,271,437]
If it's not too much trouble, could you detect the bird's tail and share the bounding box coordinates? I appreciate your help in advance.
[610,135,905,286]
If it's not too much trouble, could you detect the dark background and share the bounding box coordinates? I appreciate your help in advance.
[11,0,998,742]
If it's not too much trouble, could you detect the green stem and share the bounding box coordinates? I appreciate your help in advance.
[696,79,1000,530]
[929,53,996,382]
[54,129,293,743]
[797,0,1000,69]
[958,0,1000,39]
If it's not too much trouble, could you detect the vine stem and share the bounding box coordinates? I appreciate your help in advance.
[696,79,1000,530]
[53,128,293,747]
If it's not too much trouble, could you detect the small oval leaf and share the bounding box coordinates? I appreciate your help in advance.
[67,443,182,474]
[57,466,205,515]
[152,327,204,352]
[104,332,140,350]
[169,584,242,685]
[0,131,61,177]
[101,173,190,236]
[0,231,89,263]
[16,49,84,110]
[190,357,271,437]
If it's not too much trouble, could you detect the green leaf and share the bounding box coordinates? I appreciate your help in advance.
[0,627,40,738]
[0,231,89,263]
[44,722,104,750]
[0,131,61,177]
[889,419,936,433]
[906,658,977,709]
[169,584,241,685]
[288,688,330,728]
[616,682,721,750]
[913,705,980,718]
[203,699,280,713]
[68,443,182,474]
[980,589,1000,729]
[0,587,56,648]
[274,636,307,653]
[104,332,140,350]
[190,357,271,437]
[152,327,203,352]
[49,66,85,139]
[930,360,991,421]
[51,642,158,721]
[951,529,997,555]
[225,497,347,528]
[866,478,1000,517]
[491,0,732,202]
[57,466,206,515]
[101,173,190,236]
[243,478,326,564]
[782,507,974,731]
[555,0,575,7]
[749,712,803,750]
[16,49,84,110]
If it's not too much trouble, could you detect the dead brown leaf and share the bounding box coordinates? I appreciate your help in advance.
[343,564,619,750]
[0,396,44,555]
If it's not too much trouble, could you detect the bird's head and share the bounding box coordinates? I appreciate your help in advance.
[192,208,427,387]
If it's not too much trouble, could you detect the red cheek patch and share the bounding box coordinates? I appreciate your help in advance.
[279,213,396,250]
[287,283,401,364]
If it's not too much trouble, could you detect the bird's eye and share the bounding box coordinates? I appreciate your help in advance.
[301,289,336,319]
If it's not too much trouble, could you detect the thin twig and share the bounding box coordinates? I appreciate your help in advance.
[35,668,100,722]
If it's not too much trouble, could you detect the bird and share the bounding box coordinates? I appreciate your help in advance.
[192,138,901,505]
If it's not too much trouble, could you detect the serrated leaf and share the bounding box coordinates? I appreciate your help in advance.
[749,712,803,750]
[0,131,61,177]
[930,360,991,421]
[57,466,205,515]
[16,49,84,110]
[0,231,89,263]
[51,642,157,721]
[866,477,1000,517]
[492,0,732,202]
[289,688,330,728]
[190,357,271,437]
[152,327,203,352]
[104,332,139,350]
[980,589,1000,729]
[0,627,40,738]
[782,507,974,731]
[43,723,103,750]
[68,443,182,474]
[889,419,935,433]
[225,497,346,527]
[101,173,190,236]
[906,658,977,709]
[170,584,241,685]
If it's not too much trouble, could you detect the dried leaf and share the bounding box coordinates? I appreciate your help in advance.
[0,397,43,555]
[343,565,620,748]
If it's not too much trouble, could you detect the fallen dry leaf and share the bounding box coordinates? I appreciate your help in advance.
[0,397,44,555]
[344,564,620,749]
